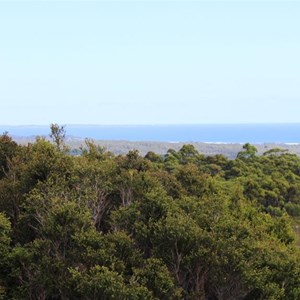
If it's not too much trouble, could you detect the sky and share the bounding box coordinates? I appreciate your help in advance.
[0,0,299,125]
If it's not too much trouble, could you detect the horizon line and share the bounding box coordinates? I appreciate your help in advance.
[1,122,300,127]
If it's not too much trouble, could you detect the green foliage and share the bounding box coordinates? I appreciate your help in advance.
[0,213,11,299]
[285,202,300,217]
[49,123,67,151]
[131,258,182,299]
[0,132,19,179]
[237,143,258,160]
[81,138,114,161]
[145,151,163,164]
[69,266,130,299]
[1,129,300,299]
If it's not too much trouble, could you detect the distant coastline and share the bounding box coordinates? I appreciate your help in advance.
[2,124,300,159]
[1,124,300,144]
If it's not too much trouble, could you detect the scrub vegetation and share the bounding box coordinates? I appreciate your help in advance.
[1,125,300,299]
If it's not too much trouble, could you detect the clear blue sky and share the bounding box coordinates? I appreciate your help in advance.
[0,1,299,125]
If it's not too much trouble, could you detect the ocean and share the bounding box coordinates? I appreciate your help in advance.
[1,124,300,144]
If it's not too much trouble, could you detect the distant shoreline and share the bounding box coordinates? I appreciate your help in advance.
[1,123,300,144]
[7,136,300,159]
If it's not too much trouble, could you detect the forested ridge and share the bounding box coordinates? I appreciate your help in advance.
[12,136,300,159]
[1,125,300,299]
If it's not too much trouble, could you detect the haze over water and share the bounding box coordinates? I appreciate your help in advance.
[1,124,300,144]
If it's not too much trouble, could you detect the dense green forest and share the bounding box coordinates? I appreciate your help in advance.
[1,125,300,299]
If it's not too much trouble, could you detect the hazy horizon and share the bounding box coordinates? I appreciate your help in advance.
[2,123,300,144]
[2,122,300,127]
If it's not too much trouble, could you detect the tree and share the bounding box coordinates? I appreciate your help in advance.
[0,132,18,179]
[131,258,182,299]
[2,135,300,299]
[237,143,258,160]
[0,213,11,299]
[49,123,66,151]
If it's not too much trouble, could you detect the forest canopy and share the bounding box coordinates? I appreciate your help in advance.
[1,126,300,300]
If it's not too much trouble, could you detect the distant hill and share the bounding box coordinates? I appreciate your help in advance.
[11,135,300,159]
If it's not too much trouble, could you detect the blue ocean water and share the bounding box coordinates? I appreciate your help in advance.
[1,124,300,143]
